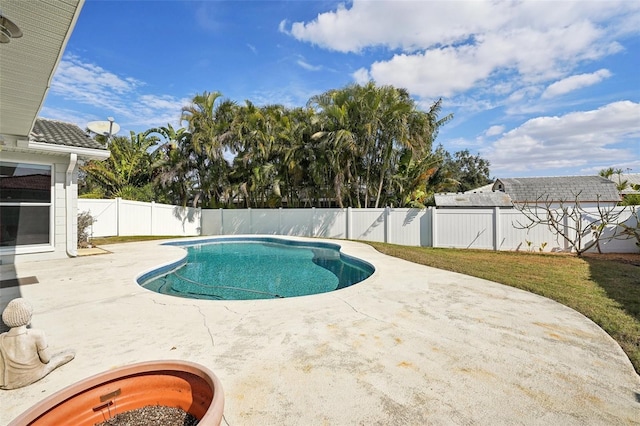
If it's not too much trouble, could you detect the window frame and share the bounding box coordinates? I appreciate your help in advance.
[0,160,55,254]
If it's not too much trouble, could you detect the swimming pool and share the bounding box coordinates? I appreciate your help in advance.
[138,237,375,300]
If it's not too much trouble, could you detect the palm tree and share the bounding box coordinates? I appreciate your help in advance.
[389,148,442,207]
[600,167,630,192]
[230,102,301,207]
[308,88,360,208]
[81,130,159,201]
[148,124,195,206]
[180,91,235,207]
[309,83,452,208]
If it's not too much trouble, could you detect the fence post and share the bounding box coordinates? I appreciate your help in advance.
[347,207,353,240]
[431,206,437,248]
[311,207,316,237]
[385,206,391,243]
[196,207,202,236]
[279,207,283,235]
[116,197,121,236]
[219,208,223,235]
[493,206,500,251]
[150,201,155,236]
[563,210,570,252]
[249,208,253,234]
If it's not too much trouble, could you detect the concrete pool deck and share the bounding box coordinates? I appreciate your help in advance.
[1,237,638,425]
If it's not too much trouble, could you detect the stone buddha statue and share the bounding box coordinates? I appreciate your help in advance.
[0,298,75,390]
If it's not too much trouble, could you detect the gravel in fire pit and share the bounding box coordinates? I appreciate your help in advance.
[96,405,199,426]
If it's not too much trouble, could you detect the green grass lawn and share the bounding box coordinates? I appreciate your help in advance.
[368,242,640,375]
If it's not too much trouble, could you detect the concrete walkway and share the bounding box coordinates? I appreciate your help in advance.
[1,237,638,425]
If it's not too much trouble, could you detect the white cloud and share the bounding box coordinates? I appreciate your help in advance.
[287,1,506,53]
[485,126,505,137]
[50,54,141,109]
[542,69,612,99]
[139,94,187,111]
[286,1,638,53]
[352,68,370,85]
[366,45,492,98]
[297,59,322,71]
[284,1,639,102]
[136,94,190,128]
[506,86,542,104]
[48,54,190,132]
[38,107,98,132]
[483,101,640,174]
[364,21,614,99]
[278,19,288,34]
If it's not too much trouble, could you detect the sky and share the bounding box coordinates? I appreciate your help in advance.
[41,0,640,178]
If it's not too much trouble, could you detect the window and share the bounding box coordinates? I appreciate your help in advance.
[0,162,52,247]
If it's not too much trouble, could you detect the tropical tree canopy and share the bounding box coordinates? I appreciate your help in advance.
[80,130,160,202]
[80,82,492,208]
[600,167,640,205]
[435,147,492,193]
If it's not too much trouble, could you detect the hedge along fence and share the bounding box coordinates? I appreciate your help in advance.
[78,199,639,253]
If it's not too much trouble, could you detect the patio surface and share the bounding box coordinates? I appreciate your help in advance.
[1,237,639,425]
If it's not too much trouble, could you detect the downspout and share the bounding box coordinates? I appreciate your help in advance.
[66,153,78,257]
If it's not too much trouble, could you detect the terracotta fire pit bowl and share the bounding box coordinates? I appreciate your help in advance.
[8,360,224,426]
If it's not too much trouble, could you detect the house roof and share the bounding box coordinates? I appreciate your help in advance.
[493,176,621,203]
[0,0,85,137]
[435,192,513,207]
[31,118,106,151]
[608,173,640,194]
[464,183,494,193]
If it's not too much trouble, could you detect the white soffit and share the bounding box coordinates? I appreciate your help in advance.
[0,0,84,137]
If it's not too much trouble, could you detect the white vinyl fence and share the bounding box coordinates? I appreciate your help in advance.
[78,199,639,253]
[201,207,432,247]
[78,198,201,237]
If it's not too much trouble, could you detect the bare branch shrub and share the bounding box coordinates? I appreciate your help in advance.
[513,192,628,256]
[77,211,96,248]
[614,207,640,250]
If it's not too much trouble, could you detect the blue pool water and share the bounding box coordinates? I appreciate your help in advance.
[138,237,374,300]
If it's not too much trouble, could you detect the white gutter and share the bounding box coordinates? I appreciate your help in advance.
[28,141,110,160]
[66,153,78,257]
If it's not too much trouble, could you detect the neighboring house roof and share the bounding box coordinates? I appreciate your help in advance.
[31,118,106,151]
[493,176,621,203]
[608,173,640,194]
[435,192,513,207]
[464,182,494,193]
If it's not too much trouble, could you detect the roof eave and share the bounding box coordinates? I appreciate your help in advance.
[28,0,86,134]
[28,140,110,161]
[0,0,86,137]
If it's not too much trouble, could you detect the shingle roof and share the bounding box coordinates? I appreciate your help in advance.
[609,173,640,194]
[435,192,513,207]
[464,183,494,193]
[493,176,621,203]
[30,118,107,151]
